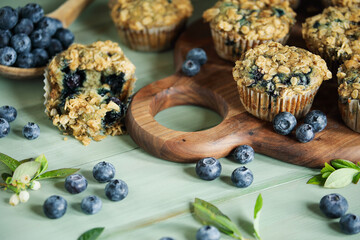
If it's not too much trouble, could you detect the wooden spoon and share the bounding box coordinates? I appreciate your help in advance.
[0,0,94,80]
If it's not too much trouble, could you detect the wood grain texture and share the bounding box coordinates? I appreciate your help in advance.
[126,20,360,168]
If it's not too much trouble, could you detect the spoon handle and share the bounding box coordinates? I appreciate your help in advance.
[47,0,95,28]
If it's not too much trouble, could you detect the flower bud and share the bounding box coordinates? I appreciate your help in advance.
[9,194,20,206]
[30,180,41,190]
[20,174,31,184]
[19,191,30,203]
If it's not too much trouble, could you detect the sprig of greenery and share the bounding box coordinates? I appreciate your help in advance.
[307,159,360,188]
[78,227,105,240]
[193,194,263,240]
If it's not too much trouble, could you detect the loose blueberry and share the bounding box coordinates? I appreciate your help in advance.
[231,166,254,188]
[0,46,16,66]
[295,123,315,143]
[32,48,49,67]
[0,6,19,30]
[159,238,174,240]
[0,105,17,122]
[273,112,297,135]
[304,110,327,133]
[54,28,74,49]
[182,59,200,77]
[233,145,254,164]
[340,213,360,235]
[105,179,128,201]
[0,29,11,48]
[43,195,67,219]
[319,193,348,218]
[22,122,40,140]
[81,195,102,215]
[93,161,116,183]
[16,52,35,68]
[13,18,34,35]
[195,157,222,181]
[186,48,207,65]
[11,33,31,54]
[64,174,88,194]
[0,118,10,138]
[47,38,63,57]
[196,225,221,240]
[30,29,51,48]
[37,17,63,36]
[20,3,44,23]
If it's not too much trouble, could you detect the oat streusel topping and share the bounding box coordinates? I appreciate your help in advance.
[338,55,360,100]
[233,42,332,97]
[203,0,296,41]
[302,6,360,63]
[110,0,193,31]
[45,41,136,145]
[332,0,360,7]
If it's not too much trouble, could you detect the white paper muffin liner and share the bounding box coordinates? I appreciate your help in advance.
[115,20,186,52]
[43,69,50,114]
[339,99,360,133]
[237,85,319,122]
[210,28,290,62]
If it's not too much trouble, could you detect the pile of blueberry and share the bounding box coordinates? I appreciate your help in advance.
[195,145,255,188]
[319,193,360,235]
[182,48,207,77]
[0,3,74,68]
[273,110,327,143]
[0,105,40,140]
[43,161,129,219]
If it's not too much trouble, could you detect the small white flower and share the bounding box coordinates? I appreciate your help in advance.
[20,174,31,184]
[9,194,20,206]
[30,180,41,191]
[19,191,30,203]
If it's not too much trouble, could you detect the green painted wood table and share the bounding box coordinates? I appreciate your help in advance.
[0,0,359,239]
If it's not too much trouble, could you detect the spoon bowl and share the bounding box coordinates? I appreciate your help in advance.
[0,0,94,80]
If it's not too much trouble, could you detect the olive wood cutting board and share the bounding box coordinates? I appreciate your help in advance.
[125,18,360,168]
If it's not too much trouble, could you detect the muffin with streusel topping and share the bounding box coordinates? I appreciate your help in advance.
[233,42,332,121]
[110,0,193,51]
[337,55,360,133]
[322,0,360,7]
[302,6,360,73]
[203,0,296,61]
[44,41,136,145]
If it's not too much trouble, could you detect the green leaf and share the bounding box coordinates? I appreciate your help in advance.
[330,159,360,170]
[353,172,360,184]
[307,174,325,185]
[34,154,48,176]
[0,153,20,171]
[324,168,359,188]
[36,168,80,180]
[1,173,11,182]
[320,163,335,174]
[78,227,104,240]
[253,194,263,240]
[19,158,33,164]
[12,161,41,181]
[193,198,244,240]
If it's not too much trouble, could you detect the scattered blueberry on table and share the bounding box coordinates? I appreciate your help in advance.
[295,123,315,143]
[0,118,10,138]
[43,195,67,219]
[340,213,360,235]
[81,195,102,215]
[22,122,40,140]
[231,166,253,188]
[93,161,116,183]
[159,237,174,240]
[0,105,17,122]
[182,59,200,77]
[233,145,254,164]
[195,157,222,181]
[304,110,327,133]
[186,48,207,65]
[64,174,88,194]
[273,112,297,135]
[319,193,348,219]
[196,225,220,240]
[105,179,128,201]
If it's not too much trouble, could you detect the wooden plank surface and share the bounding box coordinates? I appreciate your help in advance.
[0,1,359,240]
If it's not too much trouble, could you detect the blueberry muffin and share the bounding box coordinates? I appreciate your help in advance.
[322,0,360,7]
[302,6,360,73]
[203,0,296,61]
[109,0,193,51]
[233,42,332,121]
[44,41,136,145]
[337,55,360,133]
